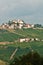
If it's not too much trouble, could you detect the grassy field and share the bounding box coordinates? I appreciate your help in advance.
[0,28,43,42]
[0,29,24,42]
[0,28,43,64]
[15,28,43,39]
[0,41,43,62]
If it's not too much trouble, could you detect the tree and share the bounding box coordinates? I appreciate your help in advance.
[34,24,42,28]
[10,51,43,65]
[8,20,12,26]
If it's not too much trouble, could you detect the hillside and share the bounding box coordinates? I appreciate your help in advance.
[0,28,43,64]
[15,28,43,39]
[0,29,24,42]
[0,28,43,42]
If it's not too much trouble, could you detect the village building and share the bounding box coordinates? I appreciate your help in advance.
[23,24,31,29]
[19,38,31,42]
[1,24,6,29]
[12,20,17,26]
[17,19,24,29]
[8,24,14,29]
[10,19,24,29]
[31,24,34,28]
[1,23,9,29]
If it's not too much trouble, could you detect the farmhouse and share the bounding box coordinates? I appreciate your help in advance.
[19,38,31,42]
[19,38,26,42]
[35,38,40,41]
[31,38,34,41]
[25,38,31,42]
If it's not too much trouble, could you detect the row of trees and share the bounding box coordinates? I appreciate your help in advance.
[10,51,43,65]
[34,24,43,28]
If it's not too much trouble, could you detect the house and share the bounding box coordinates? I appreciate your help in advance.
[25,38,31,42]
[18,19,24,24]
[8,24,14,29]
[12,19,24,29]
[23,24,31,29]
[34,38,40,41]
[1,24,6,29]
[31,24,34,28]
[1,23,9,29]
[17,19,24,29]
[12,20,17,29]
[12,19,17,23]
[19,38,26,42]
[31,38,34,41]
[19,38,31,42]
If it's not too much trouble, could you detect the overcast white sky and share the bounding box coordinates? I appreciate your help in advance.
[0,0,43,25]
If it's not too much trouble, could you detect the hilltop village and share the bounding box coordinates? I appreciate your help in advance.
[0,19,34,29]
[0,19,43,30]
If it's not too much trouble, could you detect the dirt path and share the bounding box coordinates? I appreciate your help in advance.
[10,48,18,60]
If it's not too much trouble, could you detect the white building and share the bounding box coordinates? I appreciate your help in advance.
[19,38,25,42]
[2,23,9,29]
[12,20,17,27]
[17,19,24,29]
[25,38,30,42]
[35,38,40,41]
[8,24,14,29]
[12,20,17,23]
[23,24,31,29]
[31,38,34,41]
[31,24,34,28]
[12,19,24,29]
[19,38,31,42]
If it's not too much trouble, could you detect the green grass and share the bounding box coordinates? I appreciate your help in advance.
[0,29,43,62]
[0,41,43,62]
[0,28,43,42]
[15,28,43,39]
[0,29,24,42]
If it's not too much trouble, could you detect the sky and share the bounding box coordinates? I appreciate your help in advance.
[0,0,43,25]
